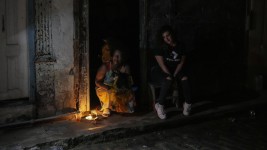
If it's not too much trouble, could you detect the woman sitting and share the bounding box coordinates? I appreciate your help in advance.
[95,46,135,117]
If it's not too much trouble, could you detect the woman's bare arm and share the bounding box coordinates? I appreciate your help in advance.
[95,65,110,90]
[123,65,131,74]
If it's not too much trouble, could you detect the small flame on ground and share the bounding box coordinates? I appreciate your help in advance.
[85,115,93,120]
[85,110,98,120]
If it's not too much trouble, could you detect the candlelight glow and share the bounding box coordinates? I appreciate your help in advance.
[88,125,106,131]
[85,110,98,120]
[85,115,93,120]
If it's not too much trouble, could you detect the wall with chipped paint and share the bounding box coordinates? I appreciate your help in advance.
[52,0,75,114]
[0,0,77,125]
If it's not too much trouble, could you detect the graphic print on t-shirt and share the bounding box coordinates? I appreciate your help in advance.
[166,50,180,62]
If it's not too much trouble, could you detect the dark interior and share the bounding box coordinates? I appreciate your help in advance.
[89,0,140,109]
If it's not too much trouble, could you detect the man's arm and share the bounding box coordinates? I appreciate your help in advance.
[173,55,186,77]
[155,55,172,80]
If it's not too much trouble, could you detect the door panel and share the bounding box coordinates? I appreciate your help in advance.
[6,0,18,44]
[0,0,28,100]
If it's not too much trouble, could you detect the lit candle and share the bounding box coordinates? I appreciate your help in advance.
[85,115,93,120]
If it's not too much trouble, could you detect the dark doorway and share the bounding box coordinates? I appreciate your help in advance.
[89,0,140,109]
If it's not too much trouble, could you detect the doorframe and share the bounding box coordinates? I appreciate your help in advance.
[27,0,36,103]
[139,0,149,110]
[73,0,90,112]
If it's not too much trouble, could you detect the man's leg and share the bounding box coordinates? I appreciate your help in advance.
[181,76,192,116]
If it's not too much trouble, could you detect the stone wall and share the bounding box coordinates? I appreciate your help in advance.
[35,0,75,117]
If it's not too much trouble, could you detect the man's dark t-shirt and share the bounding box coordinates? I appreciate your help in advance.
[154,42,185,74]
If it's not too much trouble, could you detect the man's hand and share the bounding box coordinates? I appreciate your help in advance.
[166,74,173,80]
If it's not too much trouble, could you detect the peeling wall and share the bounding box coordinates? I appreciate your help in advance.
[52,0,75,114]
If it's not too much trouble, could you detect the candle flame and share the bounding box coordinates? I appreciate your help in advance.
[85,110,98,121]
[85,115,93,120]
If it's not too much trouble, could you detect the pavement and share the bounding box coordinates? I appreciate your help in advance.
[0,90,266,150]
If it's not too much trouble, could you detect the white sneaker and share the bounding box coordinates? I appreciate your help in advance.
[183,102,192,116]
[155,103,166,119]
[128,101,135,113]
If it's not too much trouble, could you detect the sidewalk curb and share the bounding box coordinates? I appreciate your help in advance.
[26,98,267,149]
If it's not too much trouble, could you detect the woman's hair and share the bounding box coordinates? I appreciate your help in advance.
[101,38,126,63]
[101,39,112,63]
[101,37,129,65]
[157,25,177,46]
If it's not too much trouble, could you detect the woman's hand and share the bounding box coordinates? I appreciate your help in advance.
[103,85,110,90]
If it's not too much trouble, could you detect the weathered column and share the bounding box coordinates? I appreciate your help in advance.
[35,0,56,117]
[80,0,90,112]
[73,0,90,113]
